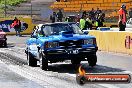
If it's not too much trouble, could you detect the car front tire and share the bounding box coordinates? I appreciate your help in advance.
[4,41,7,47]
[39,53,48,70]
[87,55,97,67]
[27,52,37,67]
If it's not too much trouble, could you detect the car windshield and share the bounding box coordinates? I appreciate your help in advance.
[42,23,83,36]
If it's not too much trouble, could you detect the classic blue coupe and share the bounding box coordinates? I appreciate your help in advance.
[25,22,98,70]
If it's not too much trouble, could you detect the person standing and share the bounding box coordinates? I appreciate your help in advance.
[95,8,102,20]
[95,14,100,30]
[76,14,80,23]
[80,14,86,30]
[118,4,127,31]
[57,9,63,22]
[12,17,21,36]
[89,8,95,21]
[50,12,56,23]
[99,13,105,27]
[128,8,132,18]
[86,15,93,30]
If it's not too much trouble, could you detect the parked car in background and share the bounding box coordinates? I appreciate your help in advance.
[0,29,7,47]
[25,22,98,70]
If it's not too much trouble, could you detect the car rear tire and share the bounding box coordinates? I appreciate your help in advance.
[40,53,48,70]
[71,60,81,65]
[27,52,37,67]
[87,55,97,67]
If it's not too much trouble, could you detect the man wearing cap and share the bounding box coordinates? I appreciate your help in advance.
[118,4,127,31]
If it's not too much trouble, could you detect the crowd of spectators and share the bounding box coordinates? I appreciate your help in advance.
[79,8,105,30]
[50,8,105,30]
[50,9,63,23]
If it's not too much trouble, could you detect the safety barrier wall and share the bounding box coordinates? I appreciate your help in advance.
[89,31,132,55]
[0,18,36,35]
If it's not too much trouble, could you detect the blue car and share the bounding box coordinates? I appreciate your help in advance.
[25,22,98,70]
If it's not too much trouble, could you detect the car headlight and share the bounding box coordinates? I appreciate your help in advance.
[45,42,59,48]
[0,34,6,38]
[84,39,96,45]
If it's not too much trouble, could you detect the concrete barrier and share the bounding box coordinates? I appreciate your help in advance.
[88,30,132,55]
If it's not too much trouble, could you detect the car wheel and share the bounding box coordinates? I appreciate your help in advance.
[71,59,81,65]
[87,55,97,67]
[3,42,7,47]
[27,52,37,67]
[39,53,48,70]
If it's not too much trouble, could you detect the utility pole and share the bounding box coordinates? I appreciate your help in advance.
[4,0,7,17]
[31,3,32,18]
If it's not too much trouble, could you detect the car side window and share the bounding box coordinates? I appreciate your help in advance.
[52,25,61,35]
[43,26,52,36]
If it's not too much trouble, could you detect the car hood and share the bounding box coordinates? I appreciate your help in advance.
[39,34,95,42]
[0,32,6,35]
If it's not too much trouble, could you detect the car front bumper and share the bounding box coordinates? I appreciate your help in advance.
[44,47,98,62]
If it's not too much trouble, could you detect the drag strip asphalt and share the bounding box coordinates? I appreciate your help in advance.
[0,35,131,88]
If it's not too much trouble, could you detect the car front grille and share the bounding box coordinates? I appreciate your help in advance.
[59,40,83,49]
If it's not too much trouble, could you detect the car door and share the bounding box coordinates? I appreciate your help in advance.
[36,25,45,48]
[36,25,52,49]
[27,27,38,56]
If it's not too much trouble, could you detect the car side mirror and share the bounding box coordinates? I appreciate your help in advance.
[31,34,37,38]
[83,31,89,35]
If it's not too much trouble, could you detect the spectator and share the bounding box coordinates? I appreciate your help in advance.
[129,8,132,18]
[50,12,56,23]
[76,14,80,23]
[57,9,63,22]
[86,15,93,30]
[80,14,86,30]
[118,4,127,31]
[99,13,105,27]
[95,14,101,30]
[65,17,69,22]
[84,14,89,30]
[89,8,95,21]
[95,8,102,20]
[11,17,21,36]
[82,11,87,16]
